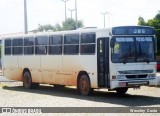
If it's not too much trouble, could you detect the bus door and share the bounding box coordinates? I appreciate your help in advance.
[97,38,110,87]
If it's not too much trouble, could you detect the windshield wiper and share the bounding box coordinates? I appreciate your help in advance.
[143,58,150,63]
[122,57,127,64]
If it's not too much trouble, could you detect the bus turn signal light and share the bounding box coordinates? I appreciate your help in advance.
[112,75,116,79]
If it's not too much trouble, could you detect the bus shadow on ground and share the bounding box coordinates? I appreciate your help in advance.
[2,84,160,107]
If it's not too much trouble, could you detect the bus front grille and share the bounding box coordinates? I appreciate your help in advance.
[126,75,148,79]
[118,70,153,74]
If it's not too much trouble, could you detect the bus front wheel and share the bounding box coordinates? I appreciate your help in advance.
[116,88,128,96]
[78,74,92,96]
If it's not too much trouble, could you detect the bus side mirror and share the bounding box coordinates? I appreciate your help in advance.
[110,39,115,48]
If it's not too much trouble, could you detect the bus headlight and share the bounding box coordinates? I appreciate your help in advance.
[117,75,126,80]
[148,74,156,78]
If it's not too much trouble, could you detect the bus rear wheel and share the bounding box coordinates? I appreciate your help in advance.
[23,71,39,89]
[116,88,128,96]
[78,74,92,96]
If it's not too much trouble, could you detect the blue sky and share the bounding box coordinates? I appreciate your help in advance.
[0,0,159,35]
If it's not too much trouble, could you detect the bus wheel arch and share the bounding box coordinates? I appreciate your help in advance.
[77,71,93,96]
[22,68,30,77]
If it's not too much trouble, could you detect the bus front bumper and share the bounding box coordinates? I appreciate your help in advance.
[110,78,157,89]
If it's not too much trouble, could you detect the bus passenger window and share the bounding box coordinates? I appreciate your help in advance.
[35,36,48,55]
[12,38,23,55]
[5,39,11,55]
[63,34,79,55]
[35,46,47,54]
[49,35,62,55]
[24,37,34,55]
[80,33,95,54]
[81,44,95,54]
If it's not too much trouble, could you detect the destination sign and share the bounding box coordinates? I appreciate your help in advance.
[112,26,155,35]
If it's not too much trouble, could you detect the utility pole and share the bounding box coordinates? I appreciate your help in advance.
[101,12,108,28]
[68,9,75,19]
[61,0,69,21]
[24,0,28,34]
[75,0,78,29]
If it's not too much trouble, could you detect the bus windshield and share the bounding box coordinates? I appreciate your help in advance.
[111,37,155,63]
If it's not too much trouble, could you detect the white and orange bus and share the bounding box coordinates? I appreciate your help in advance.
[1,26,157,95]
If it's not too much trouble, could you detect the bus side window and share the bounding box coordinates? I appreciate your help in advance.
[24,37,34,55]
[80,33,96,55]
[63,34,79,55]
[5,39,12,55]
[12,38,23,55]
[35,36,48,55]
[49,35,62,55]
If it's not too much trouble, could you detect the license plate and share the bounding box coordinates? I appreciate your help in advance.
[118,82,126,87]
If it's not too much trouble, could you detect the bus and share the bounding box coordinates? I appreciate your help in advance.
[1,26,157,96]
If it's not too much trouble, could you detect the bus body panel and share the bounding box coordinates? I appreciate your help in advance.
[41,55,62,84]
[18,55,42,83]
[3,56,20,80]
[62,55,98,88]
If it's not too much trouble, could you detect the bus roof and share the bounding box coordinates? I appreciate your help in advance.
[1,28,111,39]
[1,26,154,39]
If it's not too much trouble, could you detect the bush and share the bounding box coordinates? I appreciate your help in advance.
[157,49,160,56]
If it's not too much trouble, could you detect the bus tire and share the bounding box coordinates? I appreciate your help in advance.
[23,71,39,89]
[116,88,128,96]
[23,71,32,89]
[78,74,92,96]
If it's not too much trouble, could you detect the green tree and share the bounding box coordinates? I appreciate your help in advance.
[138,16,146,25]
[154,10,160,19]
[138,12,160,55]
[53,18,84,31]
[61,18,84,30]
[37,24,54,32]
[34,18,84,32]
[53,23,63,31]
